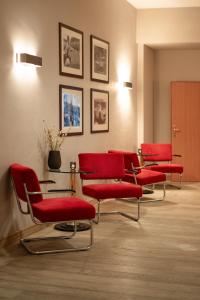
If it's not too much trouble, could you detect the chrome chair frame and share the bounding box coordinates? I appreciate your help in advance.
[129,164,166,203]
[81,179,141,224]
[146,159,183,190]
[11,178,94,255]
[164,170,182,189]
[139,147,183,190]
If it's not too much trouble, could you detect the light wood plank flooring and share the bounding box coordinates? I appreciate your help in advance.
[0,183,200,300]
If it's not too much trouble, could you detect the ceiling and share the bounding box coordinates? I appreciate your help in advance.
[127,0,200,9]
[126,0,200,49]
[148,43,200,50]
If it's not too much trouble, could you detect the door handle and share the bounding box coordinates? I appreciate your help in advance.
[172,125,181,137]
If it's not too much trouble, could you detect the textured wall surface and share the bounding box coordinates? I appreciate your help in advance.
[136,8,200,143]
[0,0,137,240]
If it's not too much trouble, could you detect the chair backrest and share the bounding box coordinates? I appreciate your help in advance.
[10,163,42,203]
[78,153,125,180]
[141,144,172,161]
[108,150,140,169]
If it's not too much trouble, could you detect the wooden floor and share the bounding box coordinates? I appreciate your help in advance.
[0,183,200,300]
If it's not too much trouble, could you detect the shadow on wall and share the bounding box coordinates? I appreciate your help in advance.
[37,132,49,179]
[0,169,21,247]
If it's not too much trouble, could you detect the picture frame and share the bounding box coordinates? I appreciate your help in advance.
[90,35,109,83]
[90,88,109,133]
[59,23,84,78]
[59,85,83,136]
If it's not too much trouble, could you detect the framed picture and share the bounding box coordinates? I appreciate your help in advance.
[90,89,109,133]
[59,23,84,78]
[90,35,109,83]
[59,85,83,136]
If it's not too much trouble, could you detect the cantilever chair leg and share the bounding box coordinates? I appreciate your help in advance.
[171,173,183,189]
[10,163,96,255]
[20,220,94,255]
[93,198,140,224]
[179,173,183,189]
[132,170,166,203]
[140,182,166,203]
[164,173,183,190]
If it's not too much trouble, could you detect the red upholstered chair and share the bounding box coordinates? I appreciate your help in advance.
[108,150,166,202]
[141,144,183,188]
[78,153,142,223]
[10,163,95,255]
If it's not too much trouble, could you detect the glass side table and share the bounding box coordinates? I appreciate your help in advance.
[48,165,92,232]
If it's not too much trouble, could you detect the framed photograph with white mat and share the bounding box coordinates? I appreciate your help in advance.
[90,88,109,133]
[90,35,109,83]
[59,85,83,136]
[59,23,83,78]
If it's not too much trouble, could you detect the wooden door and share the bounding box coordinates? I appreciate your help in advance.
[171,81,200,181]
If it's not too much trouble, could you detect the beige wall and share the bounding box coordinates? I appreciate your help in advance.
[154,49,200,142]
[137,8,200,45]
[0,0,137,240]
[136,44,144,146]
[137,45,154,146]
[136,8,200,144]
[143,46,154,142]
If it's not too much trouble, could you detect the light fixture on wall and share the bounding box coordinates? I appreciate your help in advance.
[16,53,42,67]
[123,81,132,89]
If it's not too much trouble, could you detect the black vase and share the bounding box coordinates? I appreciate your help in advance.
[48,150,61,170]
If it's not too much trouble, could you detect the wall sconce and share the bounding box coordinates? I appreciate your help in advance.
[123,81,132,89]
[16,53,42,67]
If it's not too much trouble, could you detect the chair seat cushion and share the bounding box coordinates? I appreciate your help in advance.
[31,197,96,222]
[124,169,166,186]
[82,182,142,200]
[146,164,183,174]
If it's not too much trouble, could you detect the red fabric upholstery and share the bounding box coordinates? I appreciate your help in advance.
[32,197,96,222]
[10,163,96,223]
[78,152,142,201]
[141,144,172,161]
[124,169,166,185]
[79,153,125,180]
[146,164,183,174]
[82,182,142,200]
[141,144,183,174]
[10,163,42,203]
[108,150,140,169]
[108,150,166,186]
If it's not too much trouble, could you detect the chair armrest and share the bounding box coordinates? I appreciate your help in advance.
[39,180,56,184]
[48,188,76,193]
[125,162,158,175]
[27,189,75,195]
[144,163,159,167]
[125,166,143,175]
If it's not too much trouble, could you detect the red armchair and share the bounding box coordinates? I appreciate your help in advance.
[141,144,183,188]
[78,153,142,223]
[10,163,95,255]
[109,150,166,202]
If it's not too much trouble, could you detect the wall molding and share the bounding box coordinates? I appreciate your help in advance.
[0,224,48,250]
